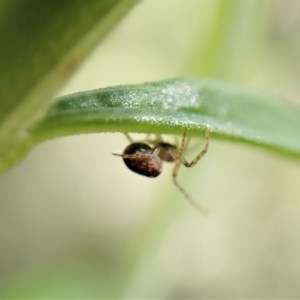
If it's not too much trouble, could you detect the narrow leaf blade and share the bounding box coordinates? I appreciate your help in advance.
[2,78,300,174]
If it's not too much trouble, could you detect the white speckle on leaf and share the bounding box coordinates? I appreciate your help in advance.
[160,81,200,110]
[80,98,98,108]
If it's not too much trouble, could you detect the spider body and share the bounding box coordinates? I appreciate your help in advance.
[155,142,177,162]
[112,128,210,213]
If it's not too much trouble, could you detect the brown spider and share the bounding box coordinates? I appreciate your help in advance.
[112,127,210,213]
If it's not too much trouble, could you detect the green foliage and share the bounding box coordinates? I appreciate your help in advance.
[37,78,300,155]
[3,76,300,173]
[1,0,297,176]
[0,0,138,174]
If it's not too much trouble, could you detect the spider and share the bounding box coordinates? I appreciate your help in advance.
[112,127,210,213]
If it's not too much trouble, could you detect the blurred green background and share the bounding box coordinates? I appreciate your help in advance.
[1,0,300,298]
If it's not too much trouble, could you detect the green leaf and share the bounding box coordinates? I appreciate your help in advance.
[0,0,138,173]
[1,77,299,174]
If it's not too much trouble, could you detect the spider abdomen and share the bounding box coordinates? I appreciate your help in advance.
[123,143,162,178]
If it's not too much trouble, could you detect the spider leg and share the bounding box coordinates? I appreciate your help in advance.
[182,134,190,153]
[112,152,123,157]
[154,134,163,141]
[112,133,134,156]
[179,127,209,167]
[125,133,162,145]
[146,134,163,145]
[172,159,208,214]
[124,133,134,143]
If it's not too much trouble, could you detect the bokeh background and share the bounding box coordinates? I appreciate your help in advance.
[1,0,300,298]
